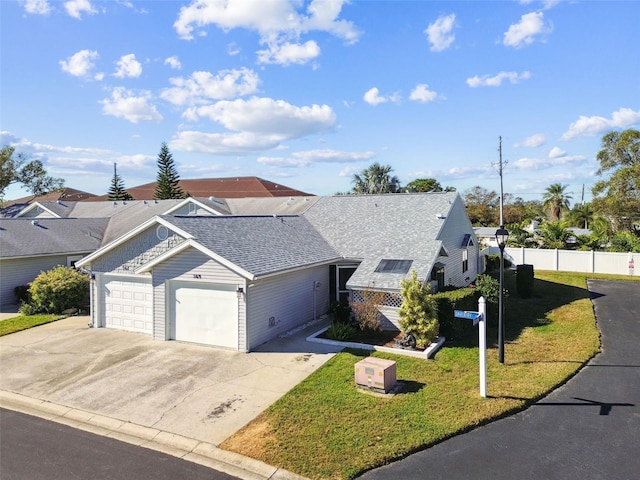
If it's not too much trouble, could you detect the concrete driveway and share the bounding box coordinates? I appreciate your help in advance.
[0,315,340,446]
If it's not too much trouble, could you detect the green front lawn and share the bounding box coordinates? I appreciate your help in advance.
[222,272,639,479]
[0,314,65,336]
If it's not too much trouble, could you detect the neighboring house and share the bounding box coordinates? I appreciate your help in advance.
[87,176,312,201]
[474,227,502,248]
[0,218,108,307]
[76,192,479,351]
[3,187,97,206]
[0,198,229,308]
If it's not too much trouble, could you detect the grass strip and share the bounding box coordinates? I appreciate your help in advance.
[0,314,65,336]
[222,272,638,479]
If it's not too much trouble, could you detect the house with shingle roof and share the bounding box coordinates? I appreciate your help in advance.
[86,176,312,202]
[0,198,230,307]
[76,192,479,351]
[0,218,108,306]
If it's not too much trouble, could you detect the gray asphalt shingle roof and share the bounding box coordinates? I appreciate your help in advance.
[0,218,108,258]
[160,215,341,278]
[303,192,459,289]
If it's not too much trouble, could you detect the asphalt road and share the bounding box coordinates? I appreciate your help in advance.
[360,280,640,480]
[0,408,240,480]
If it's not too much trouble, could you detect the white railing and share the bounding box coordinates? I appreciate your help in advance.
[482,247,638,276]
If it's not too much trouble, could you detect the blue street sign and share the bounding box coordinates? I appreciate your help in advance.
[454,310,483,326]
[454,310,480,320]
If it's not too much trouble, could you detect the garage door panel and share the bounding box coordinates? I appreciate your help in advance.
[103,276,153,334]
[172,282,238,349]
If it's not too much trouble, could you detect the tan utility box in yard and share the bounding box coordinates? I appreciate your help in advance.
[354,357,397,393]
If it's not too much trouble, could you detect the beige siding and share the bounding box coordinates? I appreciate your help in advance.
[0,255,83,307]
[247,265,330,350]
[151,247,246,348]
[437,196,479,287]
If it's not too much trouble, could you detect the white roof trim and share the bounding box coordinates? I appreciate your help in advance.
[134,238,256,280]
[15,202,61,218]
[75,216,193,268]
[162,197,224,216]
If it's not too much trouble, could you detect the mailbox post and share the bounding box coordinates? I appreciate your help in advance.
[455,296,487,397]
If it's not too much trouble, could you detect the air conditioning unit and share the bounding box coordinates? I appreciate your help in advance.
[354,357,396,393]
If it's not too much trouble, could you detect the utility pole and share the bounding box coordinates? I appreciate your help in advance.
[498,136,504,226]
[494,136,508,364]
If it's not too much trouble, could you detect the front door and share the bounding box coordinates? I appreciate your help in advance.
[337,265,357,304]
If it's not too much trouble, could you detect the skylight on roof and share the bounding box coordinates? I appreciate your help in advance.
[374,259,413,274]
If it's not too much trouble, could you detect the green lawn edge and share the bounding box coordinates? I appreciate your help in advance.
[222,271,639,479]
[0,314,66,336]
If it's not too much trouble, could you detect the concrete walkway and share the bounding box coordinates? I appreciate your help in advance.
[0,314,341,479]
[359,280,640,480]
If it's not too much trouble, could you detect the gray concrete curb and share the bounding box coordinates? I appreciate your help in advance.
[0,390,308,480]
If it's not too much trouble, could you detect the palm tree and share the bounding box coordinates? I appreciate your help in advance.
[566,202,594,229]
[351,163,401,194]
[537,220,572,249]
[542,183,572,221]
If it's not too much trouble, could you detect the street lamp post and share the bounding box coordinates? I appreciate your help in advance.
[495,226,509,364]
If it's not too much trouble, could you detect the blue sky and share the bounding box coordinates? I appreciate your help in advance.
[1,0,639,203]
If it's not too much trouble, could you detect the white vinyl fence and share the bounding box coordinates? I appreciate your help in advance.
[482,247,638,277]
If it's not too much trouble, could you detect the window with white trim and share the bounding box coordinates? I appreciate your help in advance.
[462,249,469,273]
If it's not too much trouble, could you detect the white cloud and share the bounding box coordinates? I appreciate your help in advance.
[114,54,142,78]
[516,133,546,148]
[22,0,51,15]
[227,42,241,56]
[164,56,182,70]
[258,149,375,167]
[170,97,335,155]
[183,97,335,138]
[548,146,566,158]
[519,0,562,9]
[170,131,282,155]
[161,68,260,106]
[409,84,439,103]
[425,13,456,52]
[363,87,400,106]
[64,0,98,19]
[561,107,640,140]
[173,0,360,66]
[466,70,531,87]
[100,87,163,123]
[364,87,386,106]
[59,49,100,78]
[257,40,320,65]
[503,11,551,48]
[512,154,587,170]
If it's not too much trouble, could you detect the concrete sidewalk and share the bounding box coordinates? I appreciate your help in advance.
[0,315,341,479]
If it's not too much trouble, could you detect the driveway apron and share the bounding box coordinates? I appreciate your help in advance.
[0,316,339,446]
[359,280,640,480]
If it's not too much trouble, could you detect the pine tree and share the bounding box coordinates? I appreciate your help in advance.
[154,142,185,199]
[107,163,133,201]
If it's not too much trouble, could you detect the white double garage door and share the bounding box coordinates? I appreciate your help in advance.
[102,276,238,349]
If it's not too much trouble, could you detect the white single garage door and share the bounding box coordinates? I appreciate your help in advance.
[170,282,238,349]
[103,276,153,334]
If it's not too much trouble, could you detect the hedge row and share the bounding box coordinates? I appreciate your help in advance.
[433,287,477,340]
